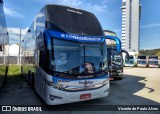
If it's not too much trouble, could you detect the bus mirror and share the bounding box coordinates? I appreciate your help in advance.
[121,50,129,61]
[0,44,3,51]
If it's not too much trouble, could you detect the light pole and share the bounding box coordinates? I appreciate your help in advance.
[18,28,21,65]
[3,35,5,64]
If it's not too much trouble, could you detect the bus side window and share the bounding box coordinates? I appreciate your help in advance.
[39,51,47,71]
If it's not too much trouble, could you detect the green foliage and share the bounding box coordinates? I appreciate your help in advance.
[8,65,21,76]
[139,48,160,56]
[8,65,24,83]
[156,51,160,56]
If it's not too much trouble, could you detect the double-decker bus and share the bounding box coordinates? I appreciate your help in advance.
[21,5,109,105]
[104,30,129,80]
[148,56,158,68]
[137,55,147,67]
[0,0,9,89]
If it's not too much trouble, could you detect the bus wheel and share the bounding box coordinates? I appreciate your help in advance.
[28,70,31,84]
[31,73,35,89]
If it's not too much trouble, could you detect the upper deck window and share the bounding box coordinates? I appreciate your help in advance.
[46,5,103,36]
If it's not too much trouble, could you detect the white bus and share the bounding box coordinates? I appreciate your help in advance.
[148,56,159,68]
[137,55,147,67]
[21,5,109,105]
[124,55,135,67]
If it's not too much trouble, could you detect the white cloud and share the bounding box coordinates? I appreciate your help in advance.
[86,3,107,12]
[35,0,82,8]
[113,28,121,33]
[141,23,160,29]
[8,28,28,44]
[4,5,24,18]
[35,0,108,13]
[59,0,82,7]
[8,28,28,36]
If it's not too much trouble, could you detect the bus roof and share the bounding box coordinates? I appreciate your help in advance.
[44,4,103,36]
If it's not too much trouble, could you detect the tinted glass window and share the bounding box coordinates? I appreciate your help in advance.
[149,56,158,59]
[49,38,107,74]
[46,5,103,36]
[138,56,146,59]
[39,51,47,71]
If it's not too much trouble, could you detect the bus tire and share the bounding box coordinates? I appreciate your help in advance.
[28,70,31,84]
[31,73,35,89]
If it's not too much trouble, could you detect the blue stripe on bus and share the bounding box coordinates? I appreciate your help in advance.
[45,30,105,43]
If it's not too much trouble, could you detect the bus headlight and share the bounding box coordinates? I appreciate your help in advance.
[103,79,109,85]
[44,79,54,88]
[44,79,68,90]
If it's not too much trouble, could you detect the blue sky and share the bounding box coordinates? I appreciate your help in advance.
[3,0,160,49]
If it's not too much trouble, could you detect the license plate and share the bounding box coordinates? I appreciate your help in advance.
[80,94,91,100]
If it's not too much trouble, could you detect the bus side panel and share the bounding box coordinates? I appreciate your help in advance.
[21,6,46,79]
[0,2,9,89]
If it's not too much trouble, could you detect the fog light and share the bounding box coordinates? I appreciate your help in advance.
[49,94,62,101]
[49,95,54,101]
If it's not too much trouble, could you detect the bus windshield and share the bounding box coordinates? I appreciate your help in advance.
[105,39,116,50]
[49,38,107,74]
[112,54,122,65]
[138,56,146,59]
[138,61,146,64]
[149,61,158,65]
[149,56,158,59]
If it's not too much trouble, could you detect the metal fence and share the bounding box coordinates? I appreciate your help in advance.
[0,56,9,64]
[0,56,33,65]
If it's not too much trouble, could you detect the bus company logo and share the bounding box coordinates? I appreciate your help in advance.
[68,35,101,41]
[79,80,93,84]
[78,80,93,90]
[61,34,65,38]
[2,106,11,111]
[67,9,82,15]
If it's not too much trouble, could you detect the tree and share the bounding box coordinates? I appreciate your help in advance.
[156,51,160,56]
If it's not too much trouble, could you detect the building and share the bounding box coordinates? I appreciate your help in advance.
[9,44,19,56]
[121,0,141,53]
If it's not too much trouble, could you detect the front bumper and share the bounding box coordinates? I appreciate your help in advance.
[44,82,110,105]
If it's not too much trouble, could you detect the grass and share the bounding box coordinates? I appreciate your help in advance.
[8,65,21,76]
[7,65,24,83]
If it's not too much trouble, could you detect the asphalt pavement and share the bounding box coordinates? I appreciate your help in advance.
[0,67,160,113]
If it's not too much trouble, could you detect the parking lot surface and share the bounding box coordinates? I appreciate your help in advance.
[0,67,159,113]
